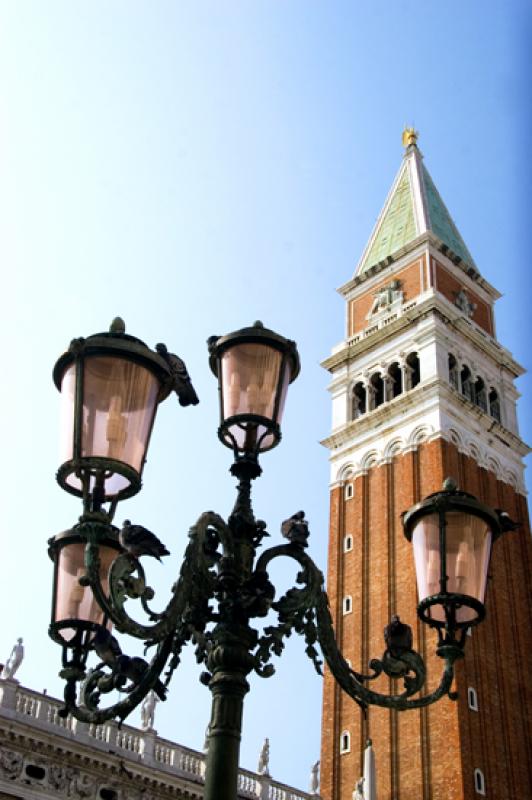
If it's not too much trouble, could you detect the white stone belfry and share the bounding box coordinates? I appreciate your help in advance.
[322,133,529,494]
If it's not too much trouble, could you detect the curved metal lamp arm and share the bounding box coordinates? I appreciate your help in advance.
[253,543,462,711]
[60,633,175,725]
[83,513,231,641]
[57,513,235,724]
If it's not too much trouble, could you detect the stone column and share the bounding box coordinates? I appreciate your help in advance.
[363,739,376,800]
[401,364,413,391]
[367,384,376,411]
[257,772,271,799]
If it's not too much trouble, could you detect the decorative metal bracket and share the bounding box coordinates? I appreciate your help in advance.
[54,502,462,724]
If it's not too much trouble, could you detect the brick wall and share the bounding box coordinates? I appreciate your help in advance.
[348,257,425,336]
[432,259,493,335]
[320,439,532,800]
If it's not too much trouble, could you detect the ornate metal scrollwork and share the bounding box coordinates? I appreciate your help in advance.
[251,537,461,712]
[56,497,462,725]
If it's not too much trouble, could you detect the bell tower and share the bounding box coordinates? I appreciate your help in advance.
[320,131,532,800]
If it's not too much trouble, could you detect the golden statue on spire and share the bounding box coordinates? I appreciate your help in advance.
[402,127,419,148]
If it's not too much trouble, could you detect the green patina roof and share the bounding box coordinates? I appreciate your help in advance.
[422,164,474,267]
[360,166,416,271]
[357,147,476,275]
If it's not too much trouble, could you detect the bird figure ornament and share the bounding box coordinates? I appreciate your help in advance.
[155,343,199,407]
[92,628,123,667]
[384,615,413,657]
[494,509,520,533]
[119,520,170,561]
[117,654,167,700]
[91,628,166,699]
[280,511,310,548]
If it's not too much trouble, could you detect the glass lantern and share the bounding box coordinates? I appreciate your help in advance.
[48,526,121,647]
[53,319,173,508]
[403,480,502,632]
[208,321,300,456]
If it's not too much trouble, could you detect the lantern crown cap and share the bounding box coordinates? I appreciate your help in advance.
[402,479,502,542]
[207,321,300,382]
[53,323,174,396]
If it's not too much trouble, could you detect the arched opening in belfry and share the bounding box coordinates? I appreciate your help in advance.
[406,352,420,388]
[448,353,459,390]
[369,372,384,409]
[460,364,474,402]
[489,388,501,422]
[474,377,487,412]
[387,362,403,399]
[352,382,367,418]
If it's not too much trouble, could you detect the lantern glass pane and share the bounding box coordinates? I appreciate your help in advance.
[412,511,492,623]
[59,364,76,464]
[60,356,160,495]
[220,344,288,451]
[55,542,116,641]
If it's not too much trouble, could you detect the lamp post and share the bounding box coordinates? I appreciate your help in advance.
[48,319,513,800]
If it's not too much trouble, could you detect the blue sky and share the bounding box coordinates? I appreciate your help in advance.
[0,1,530,792]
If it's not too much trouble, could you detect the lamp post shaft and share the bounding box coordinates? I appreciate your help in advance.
[203,625,255,800]
[204,671,249,800]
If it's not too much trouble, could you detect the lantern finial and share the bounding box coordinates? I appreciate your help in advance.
[442,477,458,492]
[109,317,126,334]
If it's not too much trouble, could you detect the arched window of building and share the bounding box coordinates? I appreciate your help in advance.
[460,365,475,402]
[345,482,354,500]
[387,362,403,399]
[406,352,421,388]
[352,382,367,419]
[468,687,479,711]
[448,354,459,390]
[344,534,353,552]
[489,388,501,423]
[340,731,351,754]
[369,372,384,409]
[474,768,486,795]
[342,596,352,615]
[474,377,487,412]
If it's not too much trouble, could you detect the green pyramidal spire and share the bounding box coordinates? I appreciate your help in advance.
[356,129,475,276]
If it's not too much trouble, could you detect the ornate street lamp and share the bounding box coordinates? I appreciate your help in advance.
[48,320,515,800]
[52,316,198,514]
[402,478,502,643]
[208,320,300,458]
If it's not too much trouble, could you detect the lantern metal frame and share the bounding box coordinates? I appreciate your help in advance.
[48,322,513,800]
[208,320,300,457]
[53,319,175,515]
[402,480,502,647]
[48,523,122,649]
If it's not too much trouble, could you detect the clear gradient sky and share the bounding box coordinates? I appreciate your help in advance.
[0,1,530,792]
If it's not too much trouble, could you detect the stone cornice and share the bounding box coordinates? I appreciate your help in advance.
[322,293,523,378]
[338,232,499,300]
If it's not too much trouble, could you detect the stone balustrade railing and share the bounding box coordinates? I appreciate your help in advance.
[0,679,316,800]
